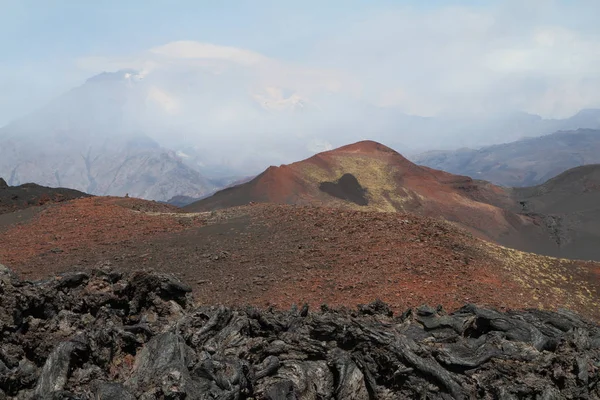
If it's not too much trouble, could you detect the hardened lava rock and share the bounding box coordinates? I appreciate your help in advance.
[0,264,599,399]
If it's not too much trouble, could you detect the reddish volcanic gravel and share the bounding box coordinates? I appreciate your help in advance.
[189,205,524,312]
[1,200,599,321]
[0,197,204,271]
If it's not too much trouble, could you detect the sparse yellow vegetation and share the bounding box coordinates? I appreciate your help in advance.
[481,241,600,319]
[297,155,422,212]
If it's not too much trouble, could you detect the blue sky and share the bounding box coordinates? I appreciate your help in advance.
[1,0,599,126]
[1,0,396,124]
[2,1,487,61]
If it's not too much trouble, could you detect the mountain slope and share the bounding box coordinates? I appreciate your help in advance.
[411,128,600,187]
[0,71,215,201]
[188,140,600,262]
[2,199,600,322]
[4,63,600,201]
[187,141,512,209]
[0,179,88,215]
[510,164,600,260]
[187,141,550,247]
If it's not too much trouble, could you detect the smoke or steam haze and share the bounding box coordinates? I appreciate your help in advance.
[2,0,600,173]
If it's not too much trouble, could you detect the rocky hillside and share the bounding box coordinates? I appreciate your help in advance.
[1,191,599,398]
[2,200,599,322]
[0,71,215,202]
[0,178,88,215]
[1,266,599,399]
[187,140,600,262]
[411,128,600,187]
[183,142,548,257]
[186,140,517,220]
[511,164,600,260]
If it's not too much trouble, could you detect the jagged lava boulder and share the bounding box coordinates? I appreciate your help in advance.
[0,264,599,399]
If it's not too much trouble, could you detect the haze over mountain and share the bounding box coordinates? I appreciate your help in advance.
[0,70,217,201]
[3,61,600,201]
[4,1,600,200]
[189,140,600,262]
[6,1,600,124]
[412,128,600,187]
[4,3,600,398]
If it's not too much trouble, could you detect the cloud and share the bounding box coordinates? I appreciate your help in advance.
[310,3,600,118]
[149,41,269,66]
[76,41,360,100]
[147,86,180,115]
[72,2,600,121]
[4,0,600,161]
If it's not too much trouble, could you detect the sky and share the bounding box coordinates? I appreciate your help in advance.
[1,0,600,127]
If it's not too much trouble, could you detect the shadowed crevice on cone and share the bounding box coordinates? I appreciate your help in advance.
[319,173,369,206]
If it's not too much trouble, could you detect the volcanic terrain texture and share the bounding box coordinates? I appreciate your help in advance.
[1,196,599,323]
[2,140,600,322]
[188,140,600,262]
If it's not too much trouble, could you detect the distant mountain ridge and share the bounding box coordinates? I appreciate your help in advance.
[0,71,216,201]
[411,128,600,187]
[2,65,600,201]
[0,130,215,201]
[509,164,600,261]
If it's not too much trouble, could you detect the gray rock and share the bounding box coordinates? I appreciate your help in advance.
[34,341,80,398]
[126,332,204,398]
[0,266,599,399]
[91,382,135,400]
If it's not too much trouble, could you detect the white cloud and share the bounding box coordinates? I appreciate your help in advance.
[147,86,180,115]
[72,1,600,121]
[76,41,359,101]
[149,41,269,66]
[308,3,600,118]
[485,26,600,76]
[3,0,598,155]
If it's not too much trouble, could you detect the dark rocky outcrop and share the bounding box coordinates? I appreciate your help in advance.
[0,182,89,215]
[0,264,599,399]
